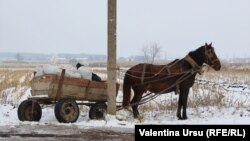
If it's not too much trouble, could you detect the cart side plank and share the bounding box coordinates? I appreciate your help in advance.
[31,75,111,102]
[49,83,108,101]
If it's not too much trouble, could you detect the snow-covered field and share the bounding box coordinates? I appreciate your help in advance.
[0,65,250,129]
[0,93,250,128]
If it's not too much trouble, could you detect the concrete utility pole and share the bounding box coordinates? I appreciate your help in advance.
[107,0,117,115]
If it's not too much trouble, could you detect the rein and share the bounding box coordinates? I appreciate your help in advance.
[118,62,204,110]
[117,70,196,110]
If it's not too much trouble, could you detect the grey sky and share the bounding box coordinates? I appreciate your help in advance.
[0,0,249,59]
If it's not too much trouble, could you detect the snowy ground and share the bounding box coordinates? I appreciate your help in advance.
[0,66,250,131]
[1,89,250,128]
[1,103,250,127]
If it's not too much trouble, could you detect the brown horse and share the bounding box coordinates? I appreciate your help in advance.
[122,43,221,120]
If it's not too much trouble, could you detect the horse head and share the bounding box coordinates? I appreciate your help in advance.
[203,43,221,71]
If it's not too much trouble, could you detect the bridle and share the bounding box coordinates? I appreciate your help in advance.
[204,46,220,68]
[184,45,219,75]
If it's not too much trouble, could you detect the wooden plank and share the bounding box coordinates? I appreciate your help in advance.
[55,69,65,100]
[31,74,119,102]
[49,83,108,101]
[51,77,107,89]
[55,77,90,87]
[30,75,57,96]
[31,90,49,96]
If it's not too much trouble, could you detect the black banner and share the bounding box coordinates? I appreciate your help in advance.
[135,125,250,140]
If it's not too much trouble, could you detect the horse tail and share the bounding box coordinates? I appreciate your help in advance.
[123,71,131,107]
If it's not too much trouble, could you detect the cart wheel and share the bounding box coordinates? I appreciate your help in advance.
[89,102,107,120]
[54,99,79,123]
[17,100,42,121]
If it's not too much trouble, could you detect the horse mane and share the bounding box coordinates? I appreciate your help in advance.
[187,46,205,66]
[166,46,204,67]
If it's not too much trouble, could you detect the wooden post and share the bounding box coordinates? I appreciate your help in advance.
[107,0,117,115]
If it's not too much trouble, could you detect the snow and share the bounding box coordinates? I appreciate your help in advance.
[0,88,250,128]
[18,88,31,105]
[0,101,250,128]
[0,68,250,130]
[2,87,30,106]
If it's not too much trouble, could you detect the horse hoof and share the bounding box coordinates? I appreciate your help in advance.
[178,117,183,120]
[182,116,188,120]
[177,115,188,120]
[177,115,182,120]
[178,117,188,120]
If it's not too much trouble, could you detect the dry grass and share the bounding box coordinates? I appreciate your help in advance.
[0,69,33,90]
[200,69,250,85]
[1,62,249,110]
[0,69,33,105]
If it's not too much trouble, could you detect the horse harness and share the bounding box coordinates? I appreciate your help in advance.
[184,55,203,75]
[132,46,217,95]
[184,46,218,75]
[120,44,221,109]
[204,46,220,68]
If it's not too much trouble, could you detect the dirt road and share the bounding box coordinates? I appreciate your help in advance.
[0,124,134,141]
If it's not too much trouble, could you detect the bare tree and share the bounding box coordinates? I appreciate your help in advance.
[141,42,162,63]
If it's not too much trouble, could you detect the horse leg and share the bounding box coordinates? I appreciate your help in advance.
[181,88,190,119]
[176,93,183,120]
[177,87,190,120]
[131,88,143,118]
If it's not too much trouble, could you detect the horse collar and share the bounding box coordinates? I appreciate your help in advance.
[184,55,203,75]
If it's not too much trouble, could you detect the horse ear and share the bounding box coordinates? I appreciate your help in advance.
[209,42,212,46]
[205,43,208,46]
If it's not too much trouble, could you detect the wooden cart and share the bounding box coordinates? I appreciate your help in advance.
[17,69,119,123]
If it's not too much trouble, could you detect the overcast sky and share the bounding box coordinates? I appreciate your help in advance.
[0,0,249,59]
